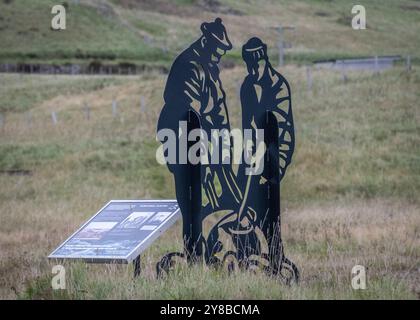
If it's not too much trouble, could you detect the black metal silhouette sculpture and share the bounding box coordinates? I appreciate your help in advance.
[156,18,298,284]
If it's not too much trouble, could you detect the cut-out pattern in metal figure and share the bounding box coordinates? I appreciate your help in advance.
[156,18,299,284]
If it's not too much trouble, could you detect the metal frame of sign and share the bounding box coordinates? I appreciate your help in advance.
[48,200,180,264]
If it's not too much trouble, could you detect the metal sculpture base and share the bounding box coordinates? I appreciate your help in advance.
[156,111,299,284]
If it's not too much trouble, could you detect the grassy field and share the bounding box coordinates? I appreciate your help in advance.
[0,65,419,299]
[0,0,419,300]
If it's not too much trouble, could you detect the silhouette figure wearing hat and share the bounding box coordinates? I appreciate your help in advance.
[238,37,295,213]
[204,39,295,272]
[157,18,243,258]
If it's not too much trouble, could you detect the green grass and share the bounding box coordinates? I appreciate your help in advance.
[0,74,127,113]
[0,143,65,170]
[21,262,416,299]
[0,0,419,66]
[0,0,171,64]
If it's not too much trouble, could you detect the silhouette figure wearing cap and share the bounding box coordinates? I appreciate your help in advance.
[157,18,243,256]
[235,38,295,258]
[205,39,296,270]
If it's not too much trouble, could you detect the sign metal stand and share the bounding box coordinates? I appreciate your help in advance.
[133,255,141,278]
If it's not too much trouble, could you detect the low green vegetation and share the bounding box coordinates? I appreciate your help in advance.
[0,74,127,112]
[22,262,416,299]
[0,0,419,66]
[0,0,171,64]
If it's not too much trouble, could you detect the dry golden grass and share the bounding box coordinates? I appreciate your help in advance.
[0,64,419,299]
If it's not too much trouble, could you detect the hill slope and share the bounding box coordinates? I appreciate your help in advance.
[0,0,419,66]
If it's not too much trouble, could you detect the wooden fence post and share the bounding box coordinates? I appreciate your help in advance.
[406,55,411,72]
[306,65,313,91]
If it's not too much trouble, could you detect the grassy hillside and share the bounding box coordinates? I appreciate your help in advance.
[0,0,419,66]
[0,0,170,65]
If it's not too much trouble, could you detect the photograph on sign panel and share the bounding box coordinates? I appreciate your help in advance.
[118,212,152,229]
[148,212,171,224]
[74,222,118,240]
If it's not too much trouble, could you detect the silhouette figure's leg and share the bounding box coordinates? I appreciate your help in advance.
[264,111,282,273]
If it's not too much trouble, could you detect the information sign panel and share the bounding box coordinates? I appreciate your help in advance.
[48,200,180,263]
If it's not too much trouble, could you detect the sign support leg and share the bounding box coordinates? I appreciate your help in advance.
[133,255,141,278]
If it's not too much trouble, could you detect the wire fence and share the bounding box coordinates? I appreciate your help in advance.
[0,96,150,132]
[0,55,414,131]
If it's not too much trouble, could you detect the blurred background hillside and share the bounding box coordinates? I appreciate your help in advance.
[1,0,419,68]
[0,0,419,299]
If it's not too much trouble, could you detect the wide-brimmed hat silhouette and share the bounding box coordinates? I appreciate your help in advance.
[201,17,233,51]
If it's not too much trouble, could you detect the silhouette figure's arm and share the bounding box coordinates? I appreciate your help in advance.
[240,79,261,163]
[240,80,259,130]
[269,73,295,180]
